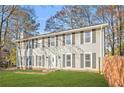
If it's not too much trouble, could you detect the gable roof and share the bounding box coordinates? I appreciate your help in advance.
[16,23,108,43]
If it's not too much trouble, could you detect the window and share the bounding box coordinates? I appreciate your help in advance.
[85,54,91,68]
[85,31,91,43]
[50,37,55,46]
[28,41,32,48]
[66,54,71,67]
[65,34,71,45]
[34,39,38,48]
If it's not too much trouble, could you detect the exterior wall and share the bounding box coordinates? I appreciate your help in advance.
[16,27,105,71]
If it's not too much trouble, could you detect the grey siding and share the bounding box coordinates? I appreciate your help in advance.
[92,53,96,68]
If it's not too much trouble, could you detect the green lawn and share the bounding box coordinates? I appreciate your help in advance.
[0,70,108,87]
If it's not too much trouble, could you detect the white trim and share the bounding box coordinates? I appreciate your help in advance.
[49,55,56,68]
[84,52,92,69]
[84,31,92,44]
[65,53,72,68]
[16,23,108,43]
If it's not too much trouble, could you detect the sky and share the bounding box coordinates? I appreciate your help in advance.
[32,5,63,34]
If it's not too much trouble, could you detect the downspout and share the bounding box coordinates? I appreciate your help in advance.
[100,25,105,74]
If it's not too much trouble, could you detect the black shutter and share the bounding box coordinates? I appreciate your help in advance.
[63,54,65,67]
[92,53,96,69]
[80,54,84,68]
[63,34,65,46]
[80,32,84,44]
[72,33,75,45]
[56,56,57,67]
[36,55,37,66]
[32,40,34,49]
[48,37,50,47]
[32,56,34,66]
[92,29,96,43]
[42,38,44,48]
[42,55,45,67]
[72,54,75,68]
[56,36,58,46]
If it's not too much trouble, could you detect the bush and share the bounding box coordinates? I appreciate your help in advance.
[103,55,124,87]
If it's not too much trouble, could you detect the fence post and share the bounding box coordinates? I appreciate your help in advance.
[98,57,101,74]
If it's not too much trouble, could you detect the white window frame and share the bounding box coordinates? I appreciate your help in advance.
[65,34,72,45]
[84,52,92,69]
[50,37,56,47]
[65,53,72,68]
[84,31,92,44]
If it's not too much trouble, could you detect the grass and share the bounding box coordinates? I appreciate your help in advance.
[0,70,108,87]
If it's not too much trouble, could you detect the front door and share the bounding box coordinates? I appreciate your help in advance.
[48,55,56,69]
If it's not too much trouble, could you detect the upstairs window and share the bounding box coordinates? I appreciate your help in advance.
[65,34,71,45]
[34,39,38,48]
[50,37,55,46]
[85,31,91,43]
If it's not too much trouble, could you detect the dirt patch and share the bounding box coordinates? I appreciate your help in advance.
[14,71,48,75]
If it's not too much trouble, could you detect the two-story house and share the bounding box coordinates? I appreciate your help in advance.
[16,23,108,71]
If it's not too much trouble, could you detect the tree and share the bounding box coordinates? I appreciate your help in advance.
[45,5,93,32]
[45,5,124,56]
[6,48,16,66]
[0,5,40,65]
[91,5,124,56]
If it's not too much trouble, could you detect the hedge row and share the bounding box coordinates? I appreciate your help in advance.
[103,56,124,87]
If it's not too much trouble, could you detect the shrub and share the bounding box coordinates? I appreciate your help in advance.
[103,55,124,87]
